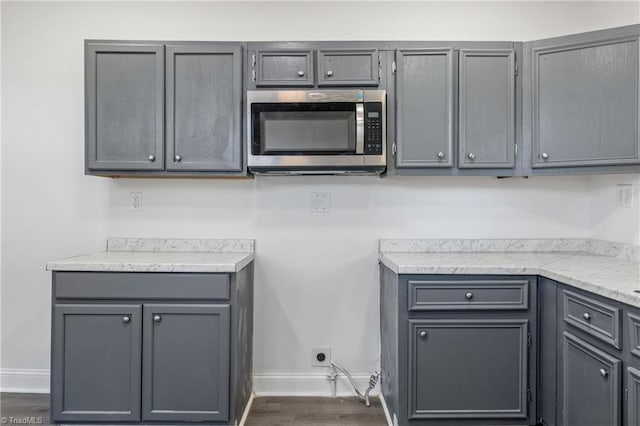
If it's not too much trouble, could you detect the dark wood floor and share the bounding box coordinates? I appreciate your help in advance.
[0,393,388,426]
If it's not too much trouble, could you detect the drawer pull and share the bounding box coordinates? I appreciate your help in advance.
[583,313,592,321]
[122,316,131,324]
[419,331,427,339]
[599,368,608,378]
[297,70,305,77]
[465,292,474,300]
[153,315,162,323]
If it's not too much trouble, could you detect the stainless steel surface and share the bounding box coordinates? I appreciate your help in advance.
[174,155,181,162]
[583,312,591,321]
[465,292,474,300]
[437,152,445,159]
[355,103,364,155]
[419,331,428,339]
[148,155,155,162]
[468,153,476,160]
[297,70,305,77]
[247,90,387,173]
[600,368,608,378]
[153,315,161,323]
[542,152,550,160]
[122,316,131,324]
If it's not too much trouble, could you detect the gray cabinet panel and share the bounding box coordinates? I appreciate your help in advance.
[166,44,242,172]
[562,289,621,349]
[531,34,640,168]
[628,366,640,426]
[396,48,455,168]
[86,42,164,171]
[142,304,230,422]
[459,49,515,169]
[256,50,314,87]
[51,304,141,422]
[317,49,378,86]
[562,332,621,426]
[408,319,529,420]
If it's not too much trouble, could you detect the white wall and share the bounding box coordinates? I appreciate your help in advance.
[1,1,639,393]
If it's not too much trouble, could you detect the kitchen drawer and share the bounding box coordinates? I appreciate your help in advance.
[255,50,314,87]
[562,289,621,349]
[408,279,529,311]
[54,272,230,300]
[317,49,379,86]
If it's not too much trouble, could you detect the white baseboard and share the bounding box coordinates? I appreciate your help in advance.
[0,369,50,393]
[378,392,393,426]
[252,373,378,397]
[238,392,255,426]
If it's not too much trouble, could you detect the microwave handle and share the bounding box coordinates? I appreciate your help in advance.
[355,103,364,154]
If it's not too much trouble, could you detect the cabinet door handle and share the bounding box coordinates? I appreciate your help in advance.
[148,154,155,162]
[541,152,550,160]
[600,368,608,378]
[419,331,427,339]
[122,316,131,324]
[437,152,445,159]
[467,153,476,160]
[465,292,474,300]
[153,315,162,323]
[327,70,333,77]
[297,70,305,77]
[583,313,591,321]
[174,154,181,162]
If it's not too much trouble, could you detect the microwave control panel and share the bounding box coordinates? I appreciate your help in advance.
[364,103,383,155]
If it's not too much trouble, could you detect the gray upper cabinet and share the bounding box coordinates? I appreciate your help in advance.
[51,304,142,422]
[395,48,455,168]
[85,42,164,171]
[165,44,242,172]
[458,49,516,169]
[142,304,230,422]
[409,319,529,420]
[562,332,622,426]
[255,50,314,87]
[529,26,640,168]
[317,49,379,86]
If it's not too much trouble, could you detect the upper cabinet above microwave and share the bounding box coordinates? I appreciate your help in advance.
[249,44,384,89]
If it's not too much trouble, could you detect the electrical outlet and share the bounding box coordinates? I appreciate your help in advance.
[616,184,634,208]
[311,346,331,367]
[129,192,142,210]
[310,192,331,213]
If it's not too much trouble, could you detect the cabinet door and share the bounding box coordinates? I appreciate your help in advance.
[256,50,314,87]
[408,319,529,420]
[562,332,621,426]
[142,304,230,422]
[530,30,640,168]
[396,49,455,168]
[51,304,142,422]
[317,49,378,86]
[459,49,515,169]
[628,367,640,426]
[86,42,164,171]
[166,44,242,172]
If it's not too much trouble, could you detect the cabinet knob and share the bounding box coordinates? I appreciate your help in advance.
[541,152,549,160]
[583,312,591,321]
[297,70,305,77]
[122,316,131,324]
[419,331,428,339]
[467,153,476,160]
[148,154,155,162]
[465,292,474,300]
[153,315,162,323]
[599,368,608,378]
[174,154,182,162]
[327,70,333,77]
[437,152,445,159]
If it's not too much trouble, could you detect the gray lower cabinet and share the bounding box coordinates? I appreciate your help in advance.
[380,270,537,426]
[527,25,640,170]
[50,268,254,425]
[628,366,640,426]
[85,42,164,171]
[85,40,245,177]
[562,332,622,426]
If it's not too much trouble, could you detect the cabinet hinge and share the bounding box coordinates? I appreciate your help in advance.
[515,62,519,77]
[251,69,256,82]
[392,142,397,156]
[378,67,382,81]
[527,389,531,403]
[515,143,518,158]
[626,388,629,402]
[392,61,397,74]
[527,333,531,347]
[251,54,256,67]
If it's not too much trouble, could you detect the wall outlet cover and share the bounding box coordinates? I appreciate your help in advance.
[310,192,331,214]
[311,346,331,367]
[129,192,142,210]
[616,184,634,208]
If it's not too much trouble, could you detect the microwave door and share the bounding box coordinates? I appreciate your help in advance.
[252,102,358,156]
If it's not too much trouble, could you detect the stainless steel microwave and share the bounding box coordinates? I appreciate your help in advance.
[247,89,386,175]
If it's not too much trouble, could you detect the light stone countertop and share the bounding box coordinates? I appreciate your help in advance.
[46,238,255,273]
[379,239,640,307]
